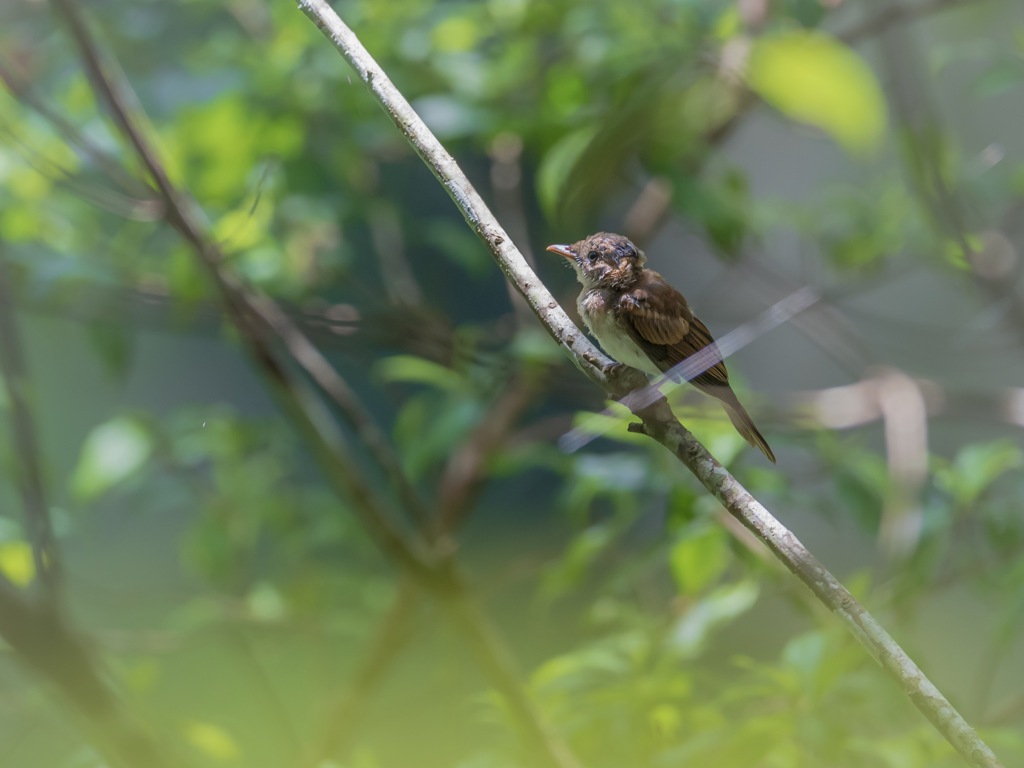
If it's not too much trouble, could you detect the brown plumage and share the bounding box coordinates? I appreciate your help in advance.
[547,232,776,463]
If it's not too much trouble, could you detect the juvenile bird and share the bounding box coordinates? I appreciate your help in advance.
[547,232,775,463]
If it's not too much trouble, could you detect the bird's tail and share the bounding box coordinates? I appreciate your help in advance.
[721,398,776,464]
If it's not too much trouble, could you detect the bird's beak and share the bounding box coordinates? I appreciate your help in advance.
[546,244,575,260]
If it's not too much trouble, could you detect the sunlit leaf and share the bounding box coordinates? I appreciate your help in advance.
[747,30,887,153]
[213,199,273,254]
[122,659,161,693]
[374,355,465,392]
[246,582,288,622]
[669,580,760,655]
[712,7,740,42]
[509,327,564,366]
[936,439,1024,507]
[567,403,649,448]
[71,416,153,501]
[0,541,35,586]
[183,721,240,762]
[541,523,617,600]
[432,15,480,53]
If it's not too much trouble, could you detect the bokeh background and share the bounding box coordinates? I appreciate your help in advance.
[1,0,1024,766]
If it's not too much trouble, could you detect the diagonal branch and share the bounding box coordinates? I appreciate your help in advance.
[47,4,581,766]
[295,3,1004,766]
[302,369,545,767]
[298,1,622,394]
[0,574,185,768]
[47,0,431,535]
[0,257,61,600]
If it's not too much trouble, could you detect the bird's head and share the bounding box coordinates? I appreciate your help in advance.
[546,232,646,290]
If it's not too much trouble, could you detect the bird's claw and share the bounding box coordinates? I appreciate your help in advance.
[602,362,626,379]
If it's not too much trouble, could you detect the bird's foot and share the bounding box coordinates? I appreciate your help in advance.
[602,362,626,379]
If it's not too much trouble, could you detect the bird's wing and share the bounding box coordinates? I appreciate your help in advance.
[619,274,691,346]
[668,315,731,388]
[619,277,730,387]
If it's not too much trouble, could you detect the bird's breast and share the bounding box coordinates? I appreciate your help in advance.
[578,289,661,377]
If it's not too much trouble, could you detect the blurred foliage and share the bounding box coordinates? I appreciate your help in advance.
[1,0,1024,767]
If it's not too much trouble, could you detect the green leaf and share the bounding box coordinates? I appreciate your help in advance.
[669,524,730,594]
[541,523,617,600]
[781,630,827,679]
[87,321,135,380]
[669,580,760,655]
[536,124,599,219]
[937,439,1024,507]
[0,541,35,586]
[374,355,465,392]
[432,14,481,53]
[71,416,153,501]
[567,403,650,448]
[183,721,240,762]
[747,30,887,153]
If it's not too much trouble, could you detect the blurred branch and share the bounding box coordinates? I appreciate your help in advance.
[48,0,432,535]
[0,575,185,768]
[222,627,303,759]
[489,132,541,328]
[434,372,539,536]
[795,369,931,562]
[622,176,673,246]
[302,582,419,767]
[49,3,581,767]
[368,201,423,306]
[875,4,1024,342]
[0,244,188,768]
[295,3,1005,766]
[839,0,977,45]
[626,408,999,768]
[305,370,545,766]
[0,57,153,199]
[0,257,60,600]
[298,0,619,392]
[874,369,929,562]
[622,0,979,254]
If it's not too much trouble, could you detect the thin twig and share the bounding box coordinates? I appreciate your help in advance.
[303,582,419,766]
[0,58,153,198]
[876,14,1024,346]
[0,257,60,601]
[306,369,545,767]
[295,3,1004,766]
[489,133,540,329]
[434,373,538,536]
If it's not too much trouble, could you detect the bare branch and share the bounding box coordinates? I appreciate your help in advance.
[295,3,1005,766]
[297,0,624,395]
[48,0,432,535]
[0,576,185,768]
[0,257,60,600]
[302,582,419,767]
[839,0,978,45]
[631,404,999,767]
[48,4,582,766]
[434,373,538,536]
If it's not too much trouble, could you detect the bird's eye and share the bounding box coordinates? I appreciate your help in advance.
[586,251,599,262]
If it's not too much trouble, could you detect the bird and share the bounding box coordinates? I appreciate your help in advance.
[546,232,775,463]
